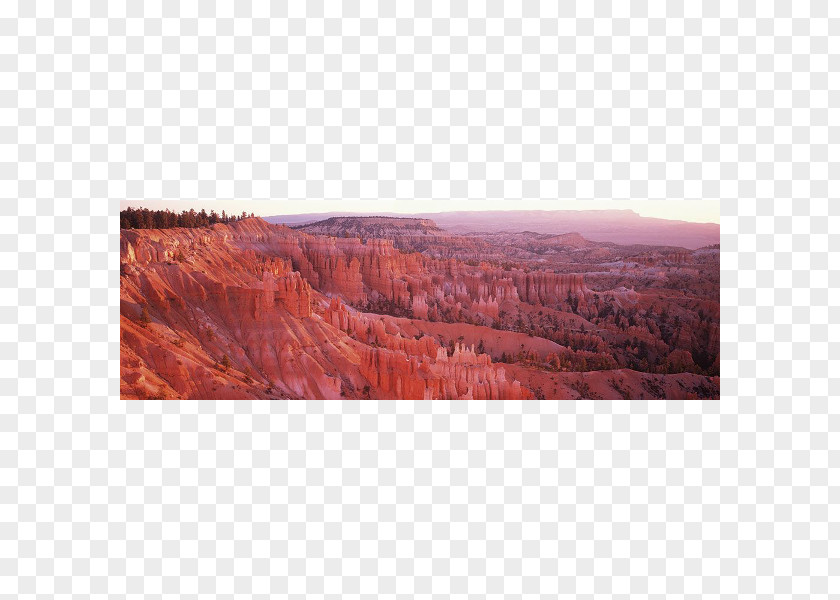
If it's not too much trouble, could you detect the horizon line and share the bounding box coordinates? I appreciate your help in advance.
[259,208,719,226]
[119,204,720,226]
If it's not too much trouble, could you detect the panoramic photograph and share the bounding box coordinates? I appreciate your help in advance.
[119,201,720,399]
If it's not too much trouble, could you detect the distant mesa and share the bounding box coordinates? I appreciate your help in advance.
[296,216,443,238]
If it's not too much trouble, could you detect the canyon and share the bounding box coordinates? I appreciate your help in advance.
[120,215,720,399]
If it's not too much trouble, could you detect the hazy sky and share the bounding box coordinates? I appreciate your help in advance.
[119,199,720,224]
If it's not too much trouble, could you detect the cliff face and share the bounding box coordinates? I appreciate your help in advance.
[120,219,533,399]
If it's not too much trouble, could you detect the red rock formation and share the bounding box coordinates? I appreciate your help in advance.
[511,271,586,304]
[356,342,531,400]
[504,365,720,399]
[411,294,429,319]
[261,270,313,318]
[628,251,691,266]
[472,296,500,319]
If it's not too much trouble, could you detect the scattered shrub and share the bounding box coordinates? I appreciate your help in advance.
[608,377,633,400]
[139,305,151,328]
[569,378,600,399]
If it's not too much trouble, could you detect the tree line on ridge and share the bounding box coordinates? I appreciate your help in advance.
[120,206,256,229]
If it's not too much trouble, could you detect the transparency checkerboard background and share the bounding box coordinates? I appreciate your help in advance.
[1,1,838,599]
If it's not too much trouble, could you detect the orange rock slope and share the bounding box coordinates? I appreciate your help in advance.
[120,218,534,399]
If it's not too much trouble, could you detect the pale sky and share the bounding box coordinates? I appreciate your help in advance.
[119,199,720,224]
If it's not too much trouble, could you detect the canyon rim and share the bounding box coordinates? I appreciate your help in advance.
[119,205,720,399]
